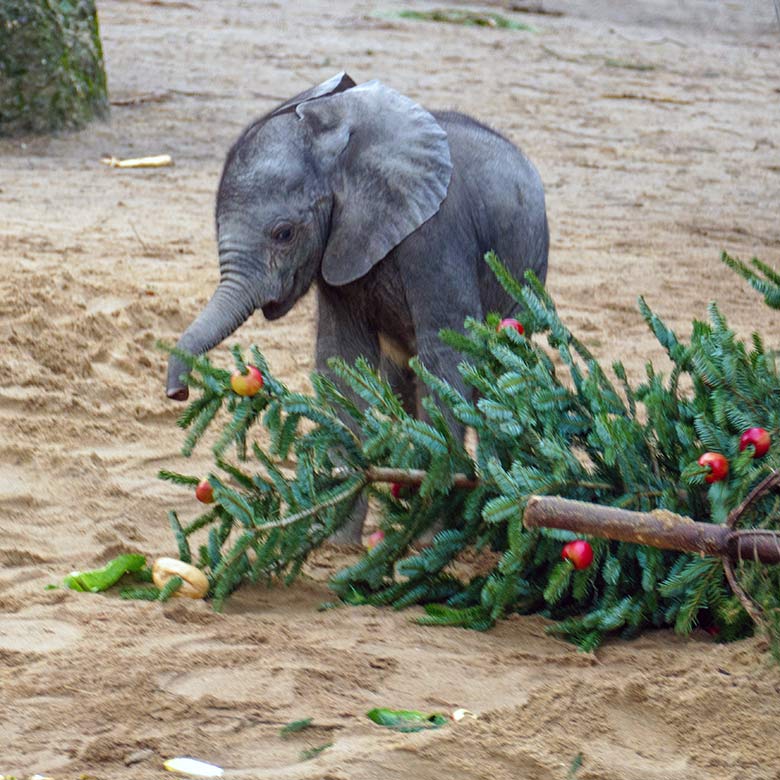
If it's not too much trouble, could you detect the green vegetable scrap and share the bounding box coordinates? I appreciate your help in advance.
[300,743,332,761]
[63,553,147,593]
[567,752,584,779]
[280,717,314,737]
[367,707,448,732]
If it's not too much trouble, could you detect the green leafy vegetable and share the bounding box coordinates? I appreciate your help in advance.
[366,707,448,732]
[63,554,147,593]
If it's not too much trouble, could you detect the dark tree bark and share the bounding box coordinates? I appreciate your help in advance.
[0,0,109,136]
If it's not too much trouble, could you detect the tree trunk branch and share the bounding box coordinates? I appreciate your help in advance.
[523,495,780,565]
[363,466,479,490]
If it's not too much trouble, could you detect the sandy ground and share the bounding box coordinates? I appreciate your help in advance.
[2,1,780,777]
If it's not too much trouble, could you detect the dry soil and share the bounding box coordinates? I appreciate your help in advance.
[2,1,780,778]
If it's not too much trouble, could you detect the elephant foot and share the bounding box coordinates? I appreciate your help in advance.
[329,516,365,546]
[328,530,363,546]
[328,494,368,546]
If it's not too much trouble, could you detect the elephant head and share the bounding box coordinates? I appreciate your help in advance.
[165,72,452,400]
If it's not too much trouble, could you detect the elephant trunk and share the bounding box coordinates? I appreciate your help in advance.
[166,280,256,401]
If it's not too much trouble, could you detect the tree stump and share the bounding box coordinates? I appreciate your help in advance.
[0,0,109,136]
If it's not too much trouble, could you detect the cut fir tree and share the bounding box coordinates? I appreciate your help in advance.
[158,252,780,656]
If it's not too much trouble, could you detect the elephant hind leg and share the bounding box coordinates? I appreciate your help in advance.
[379,347,417,417]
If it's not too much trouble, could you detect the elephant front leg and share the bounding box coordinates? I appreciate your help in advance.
[414,333,471,443]
[315,288,381,545]
[401,250,482,444]
[406,333,475,546]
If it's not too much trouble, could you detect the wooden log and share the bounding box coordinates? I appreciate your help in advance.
[523,495,780,565]
[332,466,479,490]
[365,466,479,490]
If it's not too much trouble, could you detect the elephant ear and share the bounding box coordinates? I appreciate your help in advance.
[296,81,453,287]
[270,72,356,118]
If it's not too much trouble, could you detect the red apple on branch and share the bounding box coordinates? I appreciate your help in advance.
[195,478,214,504]
[231,365,264,397]
[738,427,770,459]
[561,539,593,570]
[390,482,419,500]
[698,452,729,483]
[498,318,525,336]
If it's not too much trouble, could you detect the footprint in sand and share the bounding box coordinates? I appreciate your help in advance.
[0,617,81,653]
[159,665,298,709]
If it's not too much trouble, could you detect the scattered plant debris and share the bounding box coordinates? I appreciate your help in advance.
[398,9,533,31]
[299,743,332,761]
[280,718,314,737]
[367,707,449,732]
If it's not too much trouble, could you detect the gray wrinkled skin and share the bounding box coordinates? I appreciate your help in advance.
[166,73,549,543]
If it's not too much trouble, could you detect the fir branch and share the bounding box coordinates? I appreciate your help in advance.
[417,603,491,628]
[168,511,192,563]
[182,398,222,456]
[120,586,161,601]
[182,508,220,536]
[211,475,368,591]
[158,575,184,602]
[484,250,527,304]
[158,470,200,487]
[158,252,780,657]
[727,469,780,529]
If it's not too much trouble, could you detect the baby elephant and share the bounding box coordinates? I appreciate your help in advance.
[166,72,549,541]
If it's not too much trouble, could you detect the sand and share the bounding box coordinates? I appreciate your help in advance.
[2,1,780,777]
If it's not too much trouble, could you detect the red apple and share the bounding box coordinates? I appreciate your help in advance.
[698,452,729,483]
[498,318,525,336]
[561,539,593,570]
[391,482,418,499]
[366,530,385,550]
[230,365,264,396]
[739,427,770,459]
[195,478,214,504]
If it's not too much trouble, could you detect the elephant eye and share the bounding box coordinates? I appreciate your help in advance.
[271,222,295,243]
